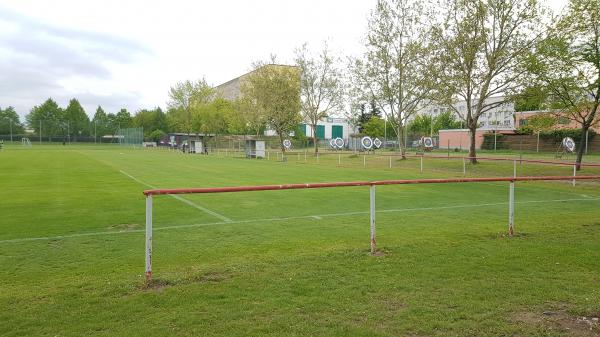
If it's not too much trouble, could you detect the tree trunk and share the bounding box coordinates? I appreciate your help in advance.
[397,124,406,159]
[312,123,319,154]
[468,126,477,164]
[575,124,589,171]
[278,133,286,154]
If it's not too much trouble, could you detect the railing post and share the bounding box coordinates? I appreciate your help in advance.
[363,155,366,168]
[389,156,392,169]
[573,164,576,187]
[508,181,514,236]
[317,152,319,163]
[338,153,341,166]
[420,156,423,173]
[145,195,153,282]
[463,157,466,176]
[513,160,517,178]
[304,150,307,162]
[370,184,376,254]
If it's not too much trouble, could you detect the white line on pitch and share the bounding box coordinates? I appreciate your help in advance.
[1,197,598,244]
[119,170,232,223]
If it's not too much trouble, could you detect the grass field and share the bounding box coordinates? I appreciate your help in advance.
[1,144,599,336]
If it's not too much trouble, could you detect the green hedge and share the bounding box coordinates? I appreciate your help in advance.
[517,128,596,142]
[481,133,509,150]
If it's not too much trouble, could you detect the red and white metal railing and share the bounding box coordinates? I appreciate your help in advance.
[142,175,600,281]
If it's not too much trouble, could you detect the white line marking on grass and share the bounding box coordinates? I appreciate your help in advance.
[119,170,232,223]
[1,197,598,245]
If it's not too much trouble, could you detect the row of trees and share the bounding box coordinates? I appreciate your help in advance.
[346,0,599,168]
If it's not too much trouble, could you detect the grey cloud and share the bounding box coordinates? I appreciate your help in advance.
[0,6,151,119]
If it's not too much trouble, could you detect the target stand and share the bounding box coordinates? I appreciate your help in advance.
[555,137,576,159]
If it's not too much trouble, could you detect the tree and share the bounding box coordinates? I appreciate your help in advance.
[527,0,600,169]
[519,113,556,134]
[433,110,462,132]
[295,42,345,154]
[167,79,214,145]
[241,62,302,152]
[92,106,109,138]
[432,0,544,163]
[363,116,386,138]
[513,86,549,112]
[352,0,434,158]
[63,98,90,140]
[0,106,24,135]
[408,114,433,135]
[133,107,168,138]
[26,98,64,141]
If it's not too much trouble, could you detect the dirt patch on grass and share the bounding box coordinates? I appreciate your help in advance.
[513,308,600,336]
[141,278,173,292]
[108,223,141,231]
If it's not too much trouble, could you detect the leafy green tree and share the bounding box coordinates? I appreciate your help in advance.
[0,106,24,135]
[26,98,64,140]
[363,117,386,138]
[241,62,302,152]
[433,111,462,132]
[63,98,90,139]
[431,0,544,163]
[147,129,166,143]
[167,79,214,137]
[513,86,548,112]
[352,0,434,158]
[408,114,433,135]
[295,42,344,154]
[133,107,168,138]
[519,113,557,134]
[527,0,600,169]
[92,106,110,138]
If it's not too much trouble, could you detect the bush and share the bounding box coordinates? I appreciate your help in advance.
[146,129,166,142]
[481,133,508,150]
[538,128,595,143]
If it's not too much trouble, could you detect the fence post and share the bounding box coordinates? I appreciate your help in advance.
[508,181,514,236]
[317,152,320,163]
[463,157,466,176]
[338,153,341,166]
[513,160,517,178]
[420,156,423,173]
[389,156,392,169]
[363,155,366,168]
[573,164,576,187]
[145,195,153,282]
[297,152,300,161]
[370,185,376,254]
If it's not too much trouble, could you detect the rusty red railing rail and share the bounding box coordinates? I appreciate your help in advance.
[142,175,600,281]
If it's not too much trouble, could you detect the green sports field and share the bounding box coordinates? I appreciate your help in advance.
[1,144,599,336]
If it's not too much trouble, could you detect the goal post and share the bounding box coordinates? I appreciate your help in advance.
[142,175,600,282]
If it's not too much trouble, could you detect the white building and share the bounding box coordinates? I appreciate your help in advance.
[264,117,357,140]
[418,96,515,131]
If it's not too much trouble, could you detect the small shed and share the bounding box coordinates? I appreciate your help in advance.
[245,140,265,158]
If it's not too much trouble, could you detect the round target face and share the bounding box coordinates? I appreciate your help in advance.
[563,137,575,152]
[329,139,336,148]
[283,139,292,149]
[373,138,382,149]
[334,137,344,148]
[361,136,373,150]
[423,137,433,148]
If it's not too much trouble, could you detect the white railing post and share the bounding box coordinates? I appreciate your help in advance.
[389,156,392,169]
[463,157,466,176]
[304,150,307,162]
[317,152,319,163]
[370,185,376,254]
[508,181,514,236]
[338,153,341,166]
[363,155,366,168]
[145,195,153,282]
[513,160,517,178]
[573,164,576,187]
[420,156,423,173]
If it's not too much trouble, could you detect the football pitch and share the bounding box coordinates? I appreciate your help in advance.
[1,144,599,336]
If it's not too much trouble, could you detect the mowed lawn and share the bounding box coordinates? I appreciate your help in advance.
[1,144,599,336]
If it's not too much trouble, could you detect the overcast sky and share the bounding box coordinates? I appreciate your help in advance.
[0,0,567,121]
